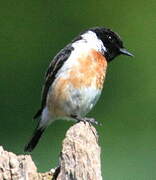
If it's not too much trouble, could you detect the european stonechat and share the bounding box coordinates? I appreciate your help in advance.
[24,27,133,152]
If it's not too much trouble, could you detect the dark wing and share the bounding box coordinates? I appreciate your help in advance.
[33,45,74,119]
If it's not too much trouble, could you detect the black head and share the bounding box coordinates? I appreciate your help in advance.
[90,27,133,61]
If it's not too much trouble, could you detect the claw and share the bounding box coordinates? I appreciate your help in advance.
[73,115,100,126]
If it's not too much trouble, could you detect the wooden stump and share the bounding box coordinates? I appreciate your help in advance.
[0,122,102,180]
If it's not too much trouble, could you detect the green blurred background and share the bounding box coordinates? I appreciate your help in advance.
[0,0,156,179]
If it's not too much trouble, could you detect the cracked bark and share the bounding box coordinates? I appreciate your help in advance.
[0,122,102,180]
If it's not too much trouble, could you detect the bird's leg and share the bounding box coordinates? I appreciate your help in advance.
[71,115,100,125]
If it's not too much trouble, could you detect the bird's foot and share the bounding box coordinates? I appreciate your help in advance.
[72,115,101,126]
[82,117,99,125]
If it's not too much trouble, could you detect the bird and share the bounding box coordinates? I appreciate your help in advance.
[24,27,133,152]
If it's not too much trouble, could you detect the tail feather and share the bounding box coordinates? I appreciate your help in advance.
[24,127,45,152]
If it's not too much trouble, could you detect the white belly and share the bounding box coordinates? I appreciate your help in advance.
[61,85,101,117]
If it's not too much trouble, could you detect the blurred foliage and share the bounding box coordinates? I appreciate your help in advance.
[0,0,156,179]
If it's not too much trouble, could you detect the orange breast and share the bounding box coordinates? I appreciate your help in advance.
[68,49,107,89]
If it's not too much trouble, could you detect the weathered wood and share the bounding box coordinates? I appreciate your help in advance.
[57,122,102,180]
[0,122,102,180]
[0,146,54,180]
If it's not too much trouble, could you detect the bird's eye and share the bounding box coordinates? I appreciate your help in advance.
[108,36,112,40]
[108,35,115,43]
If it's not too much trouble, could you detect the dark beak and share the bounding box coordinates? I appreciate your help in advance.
[119,48,134,57]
